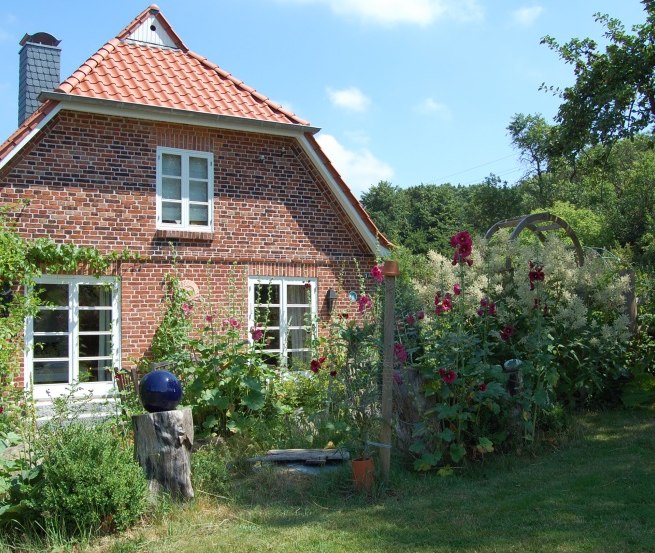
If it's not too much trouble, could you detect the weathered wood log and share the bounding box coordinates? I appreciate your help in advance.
[248,449,350,464]
[132,408,194,501]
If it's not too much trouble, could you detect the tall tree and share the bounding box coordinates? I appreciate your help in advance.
[542,1,655,158]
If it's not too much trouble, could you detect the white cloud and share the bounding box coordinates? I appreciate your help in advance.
[327,86,371,112]
[277,0,483,26]
[316,133,394,198]
[511,6,543,27]
[415,97,452,120]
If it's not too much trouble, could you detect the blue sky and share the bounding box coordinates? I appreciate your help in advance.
[0,0,647,198]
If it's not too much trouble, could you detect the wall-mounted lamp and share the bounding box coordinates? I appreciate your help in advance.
[326,288,338,314]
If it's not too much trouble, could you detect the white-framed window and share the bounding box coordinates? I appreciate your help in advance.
[248,277,317,369]
[156,146,214,231]
[25,276,121,399]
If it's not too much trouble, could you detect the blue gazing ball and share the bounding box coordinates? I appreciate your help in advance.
[139,370,183,413]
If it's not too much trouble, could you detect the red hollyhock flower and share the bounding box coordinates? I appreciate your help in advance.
[310,359,321,373]
[251,325,264,341]
[370,264,385,284]
[330,370,337,377]
[318,356,327,364]
[405,313,416,326]
[479,383,487,392]
[500,324,516,341]
[442,370,458,385]
[205,315,213,323]
[441,295,453,312]
[394,342,408,363]
[357,294,372,313]
[528,261,545,290]
[453,283,462,296]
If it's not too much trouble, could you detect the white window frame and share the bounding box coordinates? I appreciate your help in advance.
[24,275,121,400]
[248,277,318,367]
[156,146,214,231]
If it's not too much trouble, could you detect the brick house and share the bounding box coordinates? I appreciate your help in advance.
[0,5,390,406]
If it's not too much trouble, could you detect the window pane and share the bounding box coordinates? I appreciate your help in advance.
[34,310,68,333]
[287,307,310,327]
[189,205,208,226]
[79,359,113,383]
[79,285,111,307]
[189,180,208,202]
[162,177,182,200]
[79,334,112,358]
[80,310,111,332]
[34,335,69,358]
[254,284,279,305]
[287,328,311,350]
[36,284,68,306]
[33,361,68,384]
[287,284,311,305]
[162,202,182,224]
[189,157,208,179]
[254,306,280,326]
[263,330,280,350]
[162,153,181,176]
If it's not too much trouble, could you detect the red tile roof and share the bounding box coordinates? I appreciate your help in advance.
[0,4,391,251]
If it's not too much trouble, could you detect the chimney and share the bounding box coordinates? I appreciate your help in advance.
[18,32,61,125]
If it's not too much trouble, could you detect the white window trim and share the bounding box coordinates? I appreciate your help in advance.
[24,275,121,400]
[156,146,214,232]
[248,277,318,366]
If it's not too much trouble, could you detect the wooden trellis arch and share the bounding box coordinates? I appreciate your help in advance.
[484,212,585,267]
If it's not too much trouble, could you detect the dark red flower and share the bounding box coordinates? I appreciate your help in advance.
[251,325,264,341]
[500,324,516,341]
[450,231,474,266]
[304,281,311,289]
[416,310,425,320]
[453,283,462,296]
[394,342,408,363]
[528,262,545,290]
[318,356,327,364]
[479,383,487,392]
[0,406,4,415]
[330,370,337,378]
[370,264,385,284]
[357,294,373,313]
[441,295,453,312]
[442,370,458,385]
[405,313,416,326]
[310,359,321,373]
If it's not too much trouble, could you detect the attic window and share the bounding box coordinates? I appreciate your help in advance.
[156,147,214,232]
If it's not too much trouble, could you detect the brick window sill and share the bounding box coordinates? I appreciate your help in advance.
[155,229,214,241]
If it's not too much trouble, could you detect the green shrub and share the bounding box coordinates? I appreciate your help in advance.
[35,421,148,536]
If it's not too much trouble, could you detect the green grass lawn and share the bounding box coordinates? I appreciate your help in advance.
[89,408,654,552]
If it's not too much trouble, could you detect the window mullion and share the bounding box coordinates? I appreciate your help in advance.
[69,283,78,384]
[181,153,189,227]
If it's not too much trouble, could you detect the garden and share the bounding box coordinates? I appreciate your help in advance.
[1,210,654,551]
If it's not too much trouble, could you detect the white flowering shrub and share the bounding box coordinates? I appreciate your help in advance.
[398,230,633,470]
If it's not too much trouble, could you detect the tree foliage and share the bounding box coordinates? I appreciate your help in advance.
[542,1,655,157]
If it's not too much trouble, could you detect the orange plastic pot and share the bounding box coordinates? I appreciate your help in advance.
[351,457,375,492]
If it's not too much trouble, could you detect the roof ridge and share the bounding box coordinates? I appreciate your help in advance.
[186,50,309,126]
[57,39,120,93]
[116,4,188,51]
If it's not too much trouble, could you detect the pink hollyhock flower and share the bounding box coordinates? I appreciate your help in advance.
[370,264,385,284]
[357,294,373,313]
[442,295,453,312]
[205,315,213,324]
[251,325,264,341]
[182,303,192,316]
[453,283,462,296]
[394,342,408,363]
[310,359,321,373]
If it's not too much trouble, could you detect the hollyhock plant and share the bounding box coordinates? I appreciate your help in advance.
[370,264,385,284]
[450,230,474,266]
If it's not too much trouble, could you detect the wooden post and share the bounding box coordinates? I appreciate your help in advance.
[132,408,194,501]
[380,260,399,481]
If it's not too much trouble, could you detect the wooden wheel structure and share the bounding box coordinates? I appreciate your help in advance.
[484,212,585,267]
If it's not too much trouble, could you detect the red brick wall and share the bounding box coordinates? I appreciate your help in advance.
[1,110,378,369]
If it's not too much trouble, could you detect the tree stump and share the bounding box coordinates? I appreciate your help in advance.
[132,408,194,501]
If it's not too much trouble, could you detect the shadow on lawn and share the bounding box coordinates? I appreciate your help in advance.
[240,409,655,552]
